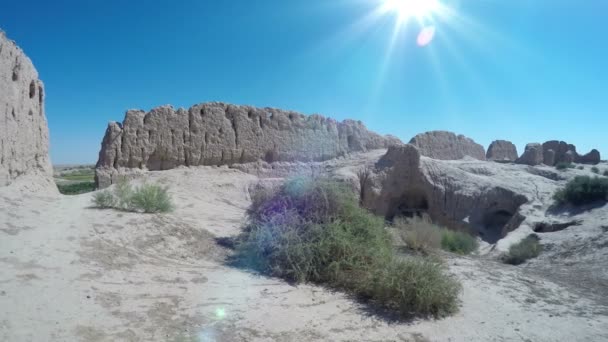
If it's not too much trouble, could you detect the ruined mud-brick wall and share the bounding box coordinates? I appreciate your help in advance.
[0,31,52,187]
[95,102,401,188]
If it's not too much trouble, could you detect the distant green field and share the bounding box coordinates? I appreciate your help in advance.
[57,181,96,195]
[60,174,95,181]
[55,168,96,195]
[57,169,95,182]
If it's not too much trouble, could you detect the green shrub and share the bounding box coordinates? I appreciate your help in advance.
[440,229,478,255]
[553,176,608,205]
[234,177,461,318]
[92,190,116,208]
[555,162,575,171]
[591,167,600,174]
[604,170,608,177]
[358,257,461,316]
[502,235,541,265]
[114,179,135,210]
[91,181,174,213]
[577,166,584,170]
[130,183,174,213]
[57,181,96,195]
[396,217,443,253]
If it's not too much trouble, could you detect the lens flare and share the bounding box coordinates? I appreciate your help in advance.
[215,307,226,320]
[417,26,436,46]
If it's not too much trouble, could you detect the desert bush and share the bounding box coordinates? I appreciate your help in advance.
[130,183,174,213]
[397,218,478,255]
[234,177,460,318]
[553,176,608,206]
[396,217,443,253]
[92,190,116,208]
[577,166,584,170]
[91,181,174,213]
[502,235,541,265]
[358,256,461,316]
[591,166,600,174]
[604,170,608,177]
[114,179,134,210]
[440,229,479,255]
[555,162,575,171]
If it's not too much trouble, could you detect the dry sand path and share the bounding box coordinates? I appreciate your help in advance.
[1,167,607,341]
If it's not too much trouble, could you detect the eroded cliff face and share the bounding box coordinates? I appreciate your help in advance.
[95,102,401,188]
[0,31,52,189]
[360,145,542,243]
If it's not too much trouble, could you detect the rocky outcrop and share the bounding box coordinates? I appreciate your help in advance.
[409,131,486,161]
[516,143,544,166]
[544,149,556,166]
[542,141,577,166]
[578,149,601,165]
[95,103,401,188]
[541,141,601,165]
[360,144,531,243]
[487,140,518,162]
[0,31,52,189]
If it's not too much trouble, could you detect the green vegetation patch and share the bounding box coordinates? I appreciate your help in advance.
[91,180,174,213]
[233,177,461,318]
[553,176,608,206]
[555,162,575,171]
[502,235,541,265]
[396,217,478,255]
[57,181,96,195]
[440,229,479,255]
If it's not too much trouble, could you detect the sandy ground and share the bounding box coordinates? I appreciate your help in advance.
[1,165,608,341]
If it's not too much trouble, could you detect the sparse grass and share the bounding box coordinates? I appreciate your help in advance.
[92,190,116,208]
[591,166,600,174]
[396,217,478,255]
[57,181,96,195]
[502,235,541,265]
[130,184,174,213]
[91,181,174,213]
[233,177,461,318]
[553,176,608,206]
[555,162,575,171]
[440,229,479,255]
[396,217,442,253]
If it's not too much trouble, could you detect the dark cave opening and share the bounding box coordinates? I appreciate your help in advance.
[387,191,429,221]
[477,209,515,244]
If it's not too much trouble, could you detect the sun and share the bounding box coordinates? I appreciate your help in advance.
[381,0,440,22]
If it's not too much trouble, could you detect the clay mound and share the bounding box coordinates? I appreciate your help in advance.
[95,103,401,188]
[487,140,518,162]
[0,31,53,190]
[516,143,544,166]
[409,131,486,161]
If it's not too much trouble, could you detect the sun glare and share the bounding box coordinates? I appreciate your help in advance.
[382,0,440,22]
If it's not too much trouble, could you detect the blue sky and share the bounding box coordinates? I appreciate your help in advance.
[1,0,606,164]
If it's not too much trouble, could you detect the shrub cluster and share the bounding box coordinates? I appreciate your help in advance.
[396,217,478,255]
[591,166,600,174]
[604,170,608,177]
[441,229,479,255]
[234,178,461,318]
[502,235,541,265]
[553,176,608,206]
[555,162,575,171]
[92,180,174,213]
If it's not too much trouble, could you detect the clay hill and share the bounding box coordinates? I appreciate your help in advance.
[2,31,608,341]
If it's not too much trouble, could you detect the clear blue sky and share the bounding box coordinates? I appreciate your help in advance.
[1,0,606,164]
